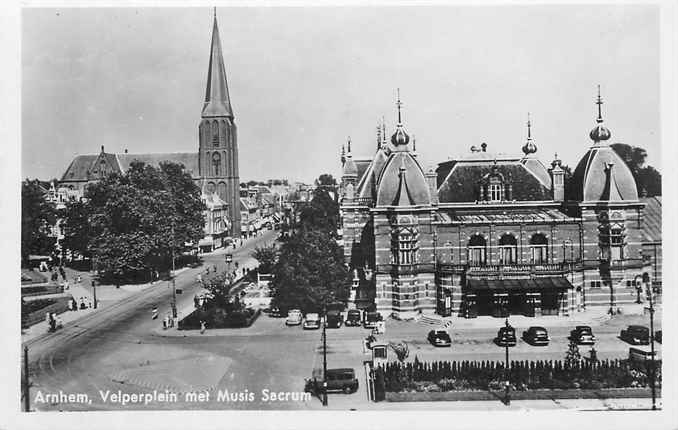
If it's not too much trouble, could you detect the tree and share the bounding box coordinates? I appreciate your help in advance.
[21,179,57,266]
[252,244,278,274]
[315,174,337,187]
[270,228,349,313]
[61,199,91,260]
[84,161,205,282]
[611,143,662,196]
[299,186,340,233]
[565,339,581,368]
[389,341,410,363]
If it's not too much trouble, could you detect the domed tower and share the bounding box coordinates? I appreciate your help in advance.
[570,86,648,310]
[371,89,436,319]
[198,11,241,237]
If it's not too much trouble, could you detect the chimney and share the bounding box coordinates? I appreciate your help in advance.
[124,149,128,154]
[425,167,438,206]
[550,156,565,202]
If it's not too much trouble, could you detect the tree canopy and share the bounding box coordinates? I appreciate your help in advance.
[611,143,661,196]
[81,161,205,281]
[21,180,57,266]
[270,174,349,312]
[252,244,278,274]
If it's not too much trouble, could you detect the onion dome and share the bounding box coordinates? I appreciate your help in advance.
[390,89,411,149]
[570,87,638,202]
[521,113,537,156]
[589,85,612,143]
[376,152,430,207]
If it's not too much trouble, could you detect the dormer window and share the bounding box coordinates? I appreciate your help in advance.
[489,183,502,202]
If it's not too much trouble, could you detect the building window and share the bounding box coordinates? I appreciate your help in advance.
[212,121,220,146]
[468,235,487,266]
[489,183,502,202]
[498,234,517,264]
[393,227,417,265]
[590,280,601,288]
[530,233,548,264]
[599,222,625,262]
[212,153,222,176]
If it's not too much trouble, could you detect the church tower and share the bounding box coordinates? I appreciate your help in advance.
[198,10,241,238]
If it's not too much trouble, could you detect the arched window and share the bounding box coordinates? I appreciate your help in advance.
[488,182,502,202]
[599,222,626,262]
[393,227,417,265]
[468,235,487,266]
[212,152,222,176]
[212,121,220,146]
[498,234,517,264]
[530,233,548,264]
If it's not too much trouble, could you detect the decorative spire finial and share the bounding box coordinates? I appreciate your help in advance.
[213,6,216,18]
[396,88,403,124]
[347,136,351,154]
[413,135,417,152]
[522,112,537,156]
[596,84,604,124]
[589,85,611,142]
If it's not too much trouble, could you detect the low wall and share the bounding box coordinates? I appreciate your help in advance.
[21,296,71,328]
[385,387,660,402]
[22,284,64,297]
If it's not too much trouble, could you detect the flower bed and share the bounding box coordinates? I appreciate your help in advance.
[384,387,660,403]
[374,358,661,399]
[178,307,261,330]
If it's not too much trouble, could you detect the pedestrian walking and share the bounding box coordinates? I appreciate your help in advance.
[200,321,206,334]
[242,268,246,276]
[59,266,66,280]
[162,316,168,329]
[213,264,217,273]
[63,280,69,290]
[194,295,199,308]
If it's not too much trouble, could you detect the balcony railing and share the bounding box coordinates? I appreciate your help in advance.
[376,263,435,275]
[438,262,569,278]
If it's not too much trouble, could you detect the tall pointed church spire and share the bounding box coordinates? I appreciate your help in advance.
[202,10,234,118]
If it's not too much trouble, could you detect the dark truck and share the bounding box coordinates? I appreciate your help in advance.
[345,309,362,326]
[326,310,343,328]
[363,311,382,329]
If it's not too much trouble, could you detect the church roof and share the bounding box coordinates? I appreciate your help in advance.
[202,13,234,118]
[117,153,199,177]
[61,152,200,182]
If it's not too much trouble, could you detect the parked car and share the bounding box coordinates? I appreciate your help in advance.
[427,329,452,347]
[522,326,549,346]
[620,325,650,345]
[268,307,283,318]
[303,313,321,330]
[345,309,362,327]
[570,325,596,345]
[285,309,303,326]
[655,330,662,343]
[363,311,382,329]
[310,368,359,394]
[325,310,343,328]
[495,326,517,347]
[628,347,660,362]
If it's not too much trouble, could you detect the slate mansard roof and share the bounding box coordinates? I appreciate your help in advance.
[436,149,552,203]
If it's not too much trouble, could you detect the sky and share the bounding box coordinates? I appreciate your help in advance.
[21,5,660,183]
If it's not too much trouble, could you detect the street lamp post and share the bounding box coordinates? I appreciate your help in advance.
[643,273,657,411]
[91,280,98,309]
[322,304,328,407]
[170,225,177,319]
[504,319,511,406]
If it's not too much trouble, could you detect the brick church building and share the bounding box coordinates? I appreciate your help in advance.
[58,12,242,248]
[340,89,658,319]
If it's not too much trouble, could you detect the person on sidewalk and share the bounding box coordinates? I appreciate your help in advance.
[59,266,66,280]
[162,316,168,329]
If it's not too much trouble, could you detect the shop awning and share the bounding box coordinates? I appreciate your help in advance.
[198,238,213,247]
[466,277,573,291]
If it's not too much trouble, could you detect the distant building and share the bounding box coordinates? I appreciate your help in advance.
[340,89,659,319]
[57,12,242,247]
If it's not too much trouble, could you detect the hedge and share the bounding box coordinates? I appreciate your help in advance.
[374,358,661,396]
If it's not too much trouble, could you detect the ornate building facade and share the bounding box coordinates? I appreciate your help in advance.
[340,89,656,320]
[58,13,242,246]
